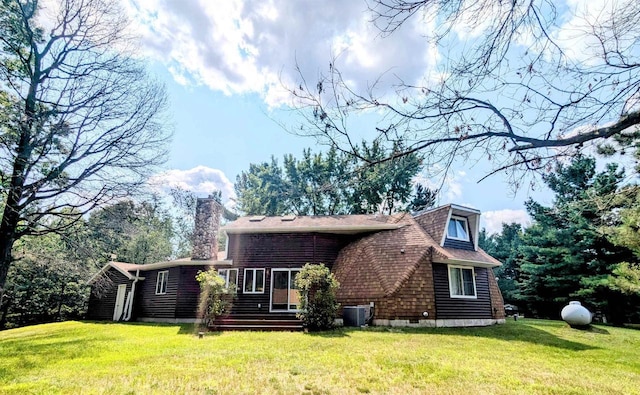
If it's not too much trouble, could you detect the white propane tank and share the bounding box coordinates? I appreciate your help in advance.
[561,301,592,326]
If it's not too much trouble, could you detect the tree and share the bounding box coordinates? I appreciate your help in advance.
[235,144,424,216]
[409,184,437,213]
[196,269,235,328]
[84,199,174,265]
[1,232,91,329]
[295,263,340,331]
[290,0,640,187]
[517,156,636,323]
[0,0,170,294]
[604,187,640,297]
[480,223,523,305]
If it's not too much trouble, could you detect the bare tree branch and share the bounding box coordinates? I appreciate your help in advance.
[0,0,171,292]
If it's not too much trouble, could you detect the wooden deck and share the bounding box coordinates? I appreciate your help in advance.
[211,313,303,331]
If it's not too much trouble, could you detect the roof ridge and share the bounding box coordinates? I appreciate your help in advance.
[410,217,451,261]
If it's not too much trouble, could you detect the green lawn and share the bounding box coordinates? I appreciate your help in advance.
[1,319,639,394]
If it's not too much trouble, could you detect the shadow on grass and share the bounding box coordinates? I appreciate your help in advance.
[447,320,600,351]
[304,328,351,337]
[336,319,602,351]
[624,323,640,331]
[83,320,214,336]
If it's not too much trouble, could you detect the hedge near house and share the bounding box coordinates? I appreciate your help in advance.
[196,270,234,328]
[295,263,340,331]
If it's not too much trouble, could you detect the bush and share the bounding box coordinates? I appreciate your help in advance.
[295,263,340,331]
[196,270,234,327]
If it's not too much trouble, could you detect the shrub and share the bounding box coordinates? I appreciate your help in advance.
[196,270,234,327]
[295,263,340,331]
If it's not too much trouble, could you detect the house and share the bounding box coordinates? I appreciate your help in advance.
[86,197,505,328]
[86,198,231,323]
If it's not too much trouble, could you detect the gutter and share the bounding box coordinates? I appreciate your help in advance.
[122,269,140,321]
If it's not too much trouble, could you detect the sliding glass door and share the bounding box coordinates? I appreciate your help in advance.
[270,269,300,312]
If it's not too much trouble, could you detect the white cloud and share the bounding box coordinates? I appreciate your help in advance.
[481,209,530,235]
[413,169,466,204]
[123,0,439,107]
[553,0,637,64]
[149,166,235,201]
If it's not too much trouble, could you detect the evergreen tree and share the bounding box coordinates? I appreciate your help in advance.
[518,156,636,323]
[481,223,523,306]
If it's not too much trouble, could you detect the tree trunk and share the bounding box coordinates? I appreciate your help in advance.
[0,295,10,330]
[57,283,67,320]
[0,235,15,301]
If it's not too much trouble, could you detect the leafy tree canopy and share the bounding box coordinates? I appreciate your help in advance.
[235,144,427,216]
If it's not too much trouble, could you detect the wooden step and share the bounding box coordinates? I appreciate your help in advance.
[211,316,303,331]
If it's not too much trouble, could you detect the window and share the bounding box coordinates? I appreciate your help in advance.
[244,268,265,293]
[448,266,476,298]
[447,216,469,241]
[155,271,168,295]
[217,268,238,289]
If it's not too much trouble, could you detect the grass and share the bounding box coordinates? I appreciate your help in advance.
[1,319,639,394]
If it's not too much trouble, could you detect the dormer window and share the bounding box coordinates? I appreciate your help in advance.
[447,216,469,241]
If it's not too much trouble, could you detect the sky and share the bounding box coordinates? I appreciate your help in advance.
[115,0,616,234]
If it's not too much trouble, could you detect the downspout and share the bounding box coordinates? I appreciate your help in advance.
[122,270,140,321]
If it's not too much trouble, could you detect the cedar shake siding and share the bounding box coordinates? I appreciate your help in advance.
[333,219,438,320]
[414,206,449,242]
[87,268,132,320]
[225,233,353,315]
[488,272,506,319]
[373,257,436,320]
[432,263,493,319]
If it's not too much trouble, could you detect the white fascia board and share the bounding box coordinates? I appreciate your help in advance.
[223,224,404,234]
[87,262,135,284]
[441,209,453,246]
[433,258,501,268]
[136,259,233,271]
[450,204,481,214]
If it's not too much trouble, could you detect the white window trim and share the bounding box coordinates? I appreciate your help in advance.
[447,215,470,242]
[155,271,168,295]
[269,268,301,313]
[447,265,477,299]
[243,268,265,294]
[217,268,239,290]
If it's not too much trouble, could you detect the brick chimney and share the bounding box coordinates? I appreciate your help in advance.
[192,196,222,260]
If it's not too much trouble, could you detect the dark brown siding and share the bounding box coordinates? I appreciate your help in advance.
[87,269,132,321]
[136,267,180,319]
[432,263,492,319]
[443,237,474,251]
[226,233,353,315]
[175,265,207,318]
